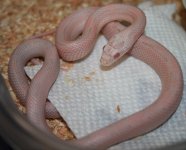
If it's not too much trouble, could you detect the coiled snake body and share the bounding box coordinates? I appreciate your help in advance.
[8,4,183,150]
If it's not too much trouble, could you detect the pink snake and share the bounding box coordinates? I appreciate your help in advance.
[8,4,183,150]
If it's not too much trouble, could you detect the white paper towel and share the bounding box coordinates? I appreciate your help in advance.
[25,4,186,150]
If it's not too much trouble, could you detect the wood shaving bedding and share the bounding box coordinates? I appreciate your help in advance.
[0,0,185,141]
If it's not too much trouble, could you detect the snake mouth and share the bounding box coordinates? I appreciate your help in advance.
[100,59,111,66]
[100,54,114,66]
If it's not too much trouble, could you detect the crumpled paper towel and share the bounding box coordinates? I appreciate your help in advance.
[25,4,186,150]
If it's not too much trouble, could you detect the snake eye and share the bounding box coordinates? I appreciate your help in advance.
[113,52,120,59]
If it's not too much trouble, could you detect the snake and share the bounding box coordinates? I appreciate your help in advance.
[8,4,183,150]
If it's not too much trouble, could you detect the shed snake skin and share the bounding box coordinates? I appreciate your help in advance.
[8,4,183,150]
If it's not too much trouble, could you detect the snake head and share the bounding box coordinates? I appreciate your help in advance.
[100,44,121,66]
[100,32,132,66]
